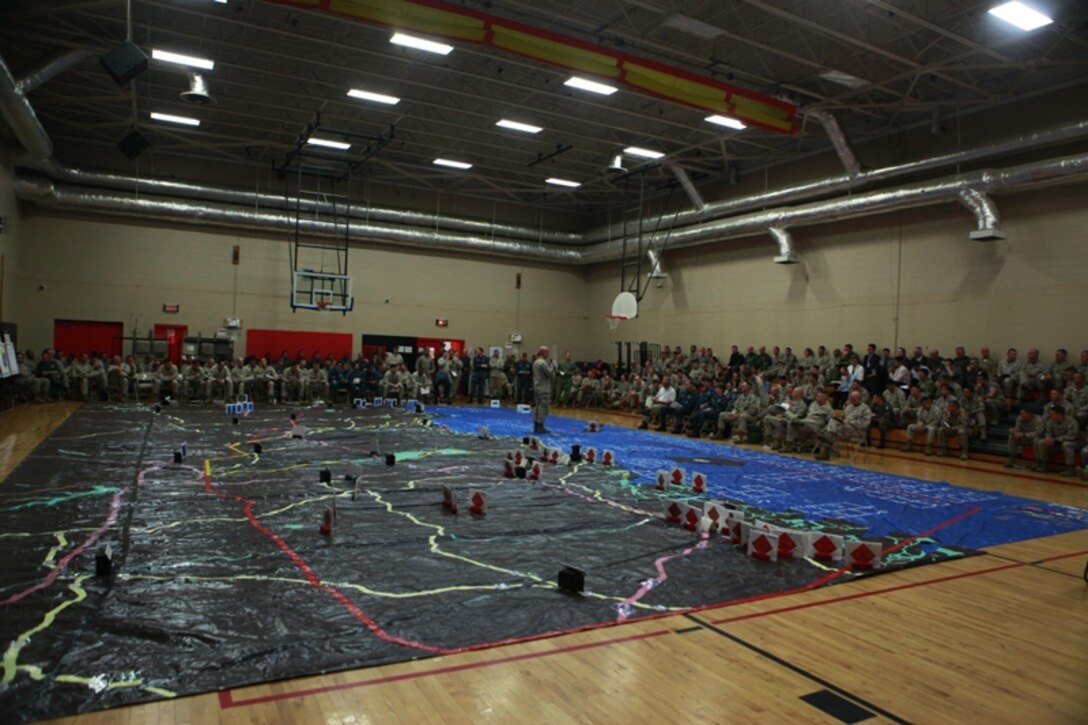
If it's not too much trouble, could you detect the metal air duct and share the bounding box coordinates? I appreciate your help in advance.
[768,227,798,264]
[666,162,707,212]
[583,119,1088,244]
[577,151,1088,264]
[958,188,1005,241]
[15,48,88,94]
[21,159,582,245]
[0,52,52,161]
[809,110,862,177]
[14,153,1088,266]
[13,177,582,265]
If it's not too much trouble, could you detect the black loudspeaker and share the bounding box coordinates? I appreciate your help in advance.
[100,41,148,85]
[117,130,149,160]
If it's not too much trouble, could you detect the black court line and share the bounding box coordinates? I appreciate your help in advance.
[684,613,909,725]
[984,551,1087,580]
[673,625,703,635]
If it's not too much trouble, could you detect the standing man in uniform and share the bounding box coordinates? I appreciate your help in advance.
[556,351,576,406]
[532,346,555,434]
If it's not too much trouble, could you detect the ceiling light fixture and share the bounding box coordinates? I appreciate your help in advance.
[151,49,215,71]
[307,137,351,150]
[818,69,867,89]
[705,115,747,130]
[433,158,472,170]
[496,119,543,134]
[988,1,1053,31]
[545,177,581,188]
[150,111,200,126]
[624,146,665,160]
[663,13,724,39]
[564,76,618,96]
[390,32,454,55]
[347,88,400,105]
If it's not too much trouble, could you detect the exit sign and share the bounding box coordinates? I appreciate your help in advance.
[163,304,180,313]
[435,318,448,328]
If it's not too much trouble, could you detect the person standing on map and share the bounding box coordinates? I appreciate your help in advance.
[532,346,556,434]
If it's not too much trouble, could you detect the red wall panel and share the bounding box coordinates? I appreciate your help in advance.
[53,319,124,357]
[246,329,354,360]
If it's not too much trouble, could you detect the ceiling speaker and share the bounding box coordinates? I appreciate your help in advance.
[117,129,149,160]
[100,41,148,85]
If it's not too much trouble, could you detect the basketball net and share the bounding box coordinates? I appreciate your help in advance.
[318,300,332,318]
[606,314,628,332]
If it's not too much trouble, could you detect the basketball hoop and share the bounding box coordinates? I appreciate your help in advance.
[317,300,332,317]
[606,314,628,332]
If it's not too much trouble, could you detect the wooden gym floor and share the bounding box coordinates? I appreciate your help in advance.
[3,402,1085,725]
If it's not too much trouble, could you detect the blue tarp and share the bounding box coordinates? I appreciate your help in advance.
[437,406,1088,551]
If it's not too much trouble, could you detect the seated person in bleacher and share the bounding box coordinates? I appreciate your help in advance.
[1034,405,1080,476]
[959,385,987,441]
[903,396,942,456]
[766,387,806,450]
[717,382,762,442]
[688,382,722,438]
[159,358,181,400]
[662,378,698,433]
[17,352,49,402]
[1006,408,1044,468]
[787,390,834,452]
[937,398,971,460]
[638,375,677,430]
[1018,347,1046,403]
[816,389,872,460]
[1064,371,1088,429]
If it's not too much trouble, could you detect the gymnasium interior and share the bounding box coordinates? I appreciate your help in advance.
[1,1,1086,723]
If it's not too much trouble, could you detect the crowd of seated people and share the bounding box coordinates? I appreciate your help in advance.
[13,341,1087,478]
[554,342,1086,479]
[13,348,443,407]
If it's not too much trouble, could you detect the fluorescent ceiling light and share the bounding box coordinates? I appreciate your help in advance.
[433,158,472,170]
[564,76,618,96]
[663,13,724,39]
[624,146,665,160]
[545,178,581,188]
[390,32,453,55]
[151,49,215,71]
[705,114,747,130]
[347,88,400,105]
[496,119,543,134]
[988,1,1053,31]
[818,69,867,89]
[307,137,351,150]
[150,111,200,126]
[213,0,227,4]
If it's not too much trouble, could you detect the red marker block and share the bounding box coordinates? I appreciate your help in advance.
[601,450,614,466]
[530,462,542,481]
[319,507,333,537]
[692,472,707,494]
[585,447,597,464]
[469,490,486,516]
[503,460,515,479]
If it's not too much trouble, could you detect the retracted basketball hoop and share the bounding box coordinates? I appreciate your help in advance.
[607,291,637,331]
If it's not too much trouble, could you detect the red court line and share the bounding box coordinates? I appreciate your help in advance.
[709,547,1088,626]
[218,546,1088,711]
[218,628,671,709]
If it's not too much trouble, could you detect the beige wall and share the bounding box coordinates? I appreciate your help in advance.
[0,149,19,327]
[13,209,590,357]
[586,181,1088,361]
